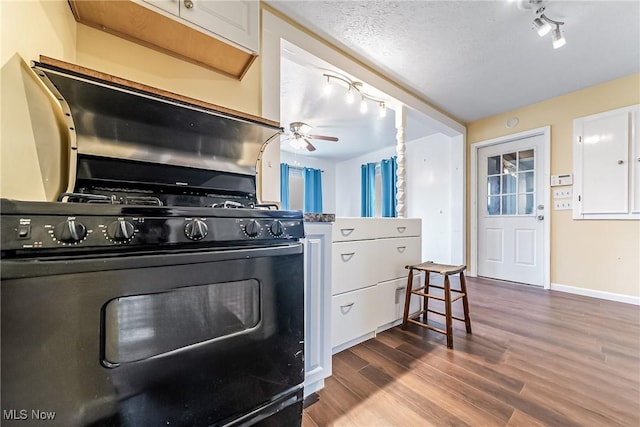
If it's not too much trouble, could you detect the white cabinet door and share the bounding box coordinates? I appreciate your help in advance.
[331,286,379,350]
[180,0,259,52]
[579,112,629,214]
[378,218,421,238]
[332,218,378,242]
[331,240,379,295]
[376,275,421,328]
[377,236,422,283]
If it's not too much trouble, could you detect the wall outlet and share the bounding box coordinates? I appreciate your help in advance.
[554,200,573,210]
[553,187,573,199]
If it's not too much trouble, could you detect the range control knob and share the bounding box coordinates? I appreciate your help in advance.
[269,220,284,237]
[54,219,87,243]
[106,218,135,241]
[244,220,262,238]
[185,218,208,240]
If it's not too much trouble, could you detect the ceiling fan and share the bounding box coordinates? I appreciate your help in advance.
[282,121,339,152]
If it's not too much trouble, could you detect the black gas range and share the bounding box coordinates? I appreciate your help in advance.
[1,59,305,427]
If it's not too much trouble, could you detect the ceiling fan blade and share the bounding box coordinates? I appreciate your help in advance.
[309,134,339,142]
[303,137,316,152]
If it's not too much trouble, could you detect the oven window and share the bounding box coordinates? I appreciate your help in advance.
[103,279,260,365]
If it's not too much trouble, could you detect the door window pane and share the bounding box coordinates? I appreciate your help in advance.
[502,195,516,215]
[502,153,517,175]
[518,194,534,215]
[488,176,501,195]
[518,171,534,193]
[488,196,500,215]
[487,156,501,175]
[518,150,534,171]
[502,174,516,194]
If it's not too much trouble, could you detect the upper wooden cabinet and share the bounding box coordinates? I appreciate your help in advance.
[69,0,259,79]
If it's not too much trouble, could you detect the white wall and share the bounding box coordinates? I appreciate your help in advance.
[405,134,464,264]
[280,151,337,214]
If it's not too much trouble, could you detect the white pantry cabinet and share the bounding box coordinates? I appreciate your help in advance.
[330,218,422,354]
[302,223,332,397]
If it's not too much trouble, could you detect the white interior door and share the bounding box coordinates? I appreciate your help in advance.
[477,134,546,286]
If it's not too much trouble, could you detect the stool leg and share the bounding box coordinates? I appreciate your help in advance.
[423,271,430,323]
[459,271,472,334]
[444,275,453,349]
[401,269,414,330]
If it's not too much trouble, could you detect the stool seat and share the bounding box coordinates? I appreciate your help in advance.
[401,261,472,349]
[405,261,466,276]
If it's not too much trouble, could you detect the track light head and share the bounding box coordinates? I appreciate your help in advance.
[533,17,551,36]
[345,86,355,104]
[552,26,566,49]
[379,102,387,118]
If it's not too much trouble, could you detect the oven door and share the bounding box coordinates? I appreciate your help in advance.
[1,243,304,427]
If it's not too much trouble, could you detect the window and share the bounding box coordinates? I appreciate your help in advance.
[288,167,304,210]
[487,149,535,216]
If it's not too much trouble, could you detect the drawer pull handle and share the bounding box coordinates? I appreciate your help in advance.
[397,226,406,233]
[340,252,355,262]
[340,228,355,237]
[340,302,355,314]
[396,286,405,291]
[396,246,406,253]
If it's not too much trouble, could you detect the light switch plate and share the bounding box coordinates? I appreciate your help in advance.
[553,188,573,199]
[554,200,572,210]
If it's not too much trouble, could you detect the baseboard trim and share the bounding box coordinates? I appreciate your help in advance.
[550,282,640,305]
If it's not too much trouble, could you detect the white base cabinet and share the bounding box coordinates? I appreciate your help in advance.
[330,218,422,354]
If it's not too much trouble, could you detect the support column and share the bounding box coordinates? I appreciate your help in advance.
[395,104,407,218]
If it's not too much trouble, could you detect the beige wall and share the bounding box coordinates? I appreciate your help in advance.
[467,73,640,298]
[1,0,261,201]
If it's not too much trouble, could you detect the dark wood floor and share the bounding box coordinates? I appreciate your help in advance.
[303,276,640,426]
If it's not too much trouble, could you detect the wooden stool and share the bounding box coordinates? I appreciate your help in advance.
[401,261,472,349]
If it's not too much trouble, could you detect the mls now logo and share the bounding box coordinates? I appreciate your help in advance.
[3,409,56,421]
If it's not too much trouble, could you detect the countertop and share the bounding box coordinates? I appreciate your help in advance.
[303,213,335,223]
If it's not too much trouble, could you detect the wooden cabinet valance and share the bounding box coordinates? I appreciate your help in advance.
[69,0,258,79]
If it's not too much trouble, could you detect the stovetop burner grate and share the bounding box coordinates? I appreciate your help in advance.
[58,193,163,206]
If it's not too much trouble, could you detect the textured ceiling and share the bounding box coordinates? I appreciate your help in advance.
[269,0,640,124]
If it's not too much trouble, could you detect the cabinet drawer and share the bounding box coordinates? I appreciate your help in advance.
[331,286,380,349]
[376,275,422,327]
[332,218,378,242]
[332,240,379,295]
[378,218,421,238]
[377,236,422,282]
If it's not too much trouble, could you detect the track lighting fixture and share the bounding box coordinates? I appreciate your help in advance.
[532,12,566,49]
[322,73,387,117]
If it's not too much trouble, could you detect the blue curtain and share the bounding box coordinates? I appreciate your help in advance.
[280,163,290,210]
[360,163,376,217]
[303,167,323,213]
[381,156,398,217]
